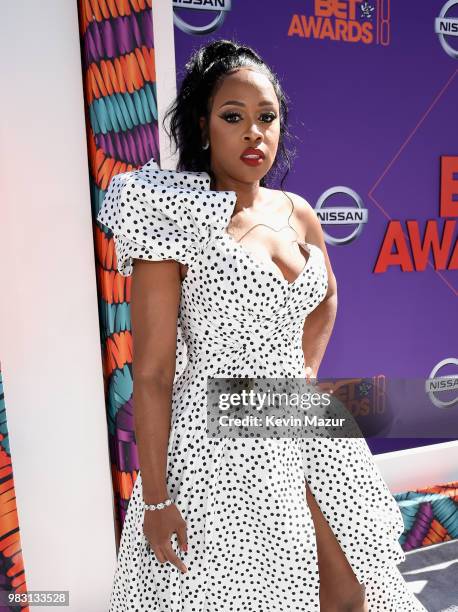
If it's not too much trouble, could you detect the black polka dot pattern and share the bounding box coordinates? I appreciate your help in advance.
[97,158,427,611]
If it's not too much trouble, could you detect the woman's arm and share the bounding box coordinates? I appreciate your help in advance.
[130,258,182,504]
[290,193,338,377]
[301,289,337,377]
[130,258,188,573]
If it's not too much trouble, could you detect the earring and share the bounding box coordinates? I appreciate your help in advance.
[202,139,209,150]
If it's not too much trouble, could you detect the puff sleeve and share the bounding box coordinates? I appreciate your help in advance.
[96,157,236,276]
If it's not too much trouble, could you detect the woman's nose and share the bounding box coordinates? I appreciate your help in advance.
[244,123,263,139]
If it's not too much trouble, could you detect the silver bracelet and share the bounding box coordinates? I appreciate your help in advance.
[144,497,173,511]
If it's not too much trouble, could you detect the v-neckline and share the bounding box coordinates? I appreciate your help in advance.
[221,231,314,287]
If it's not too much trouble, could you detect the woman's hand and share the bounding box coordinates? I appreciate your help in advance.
[305,365,336,396]
[144,504,188,573]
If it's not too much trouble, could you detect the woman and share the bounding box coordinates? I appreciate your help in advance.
[97,40,426,611]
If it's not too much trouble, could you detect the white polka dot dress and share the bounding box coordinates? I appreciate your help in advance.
[97,158,427,611]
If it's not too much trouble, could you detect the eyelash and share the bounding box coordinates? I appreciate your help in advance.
[221,111,277,124]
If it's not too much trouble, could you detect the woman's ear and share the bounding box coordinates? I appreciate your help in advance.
[199,116,208,141]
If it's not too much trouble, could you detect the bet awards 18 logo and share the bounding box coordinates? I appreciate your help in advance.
[374,156,458,274]
[288,0,391,46]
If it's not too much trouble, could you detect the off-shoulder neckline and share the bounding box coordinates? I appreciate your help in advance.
[140,159,320,288]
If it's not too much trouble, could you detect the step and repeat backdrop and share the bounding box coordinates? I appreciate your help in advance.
[79,0,458,584]
[2,2,456,608]
[172,0,458,455]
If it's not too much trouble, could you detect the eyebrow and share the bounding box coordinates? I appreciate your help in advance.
[218,99,276,109]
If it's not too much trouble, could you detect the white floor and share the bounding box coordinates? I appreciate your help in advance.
[399,540,458,611]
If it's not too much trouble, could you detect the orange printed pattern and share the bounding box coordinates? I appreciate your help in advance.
[395,481,458,551]
[77,0,157,541]
[78,0,153,35]
[0,368,30,610]
[85,46,156,105]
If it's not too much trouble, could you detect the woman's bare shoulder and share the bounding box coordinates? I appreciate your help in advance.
[282,189,314,214]
[258,187,315,240]
[260,186,311,210]
[282,190,324,246]
[273,189,316,237]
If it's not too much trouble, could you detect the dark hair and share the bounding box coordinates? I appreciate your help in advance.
[162,39,298,191]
